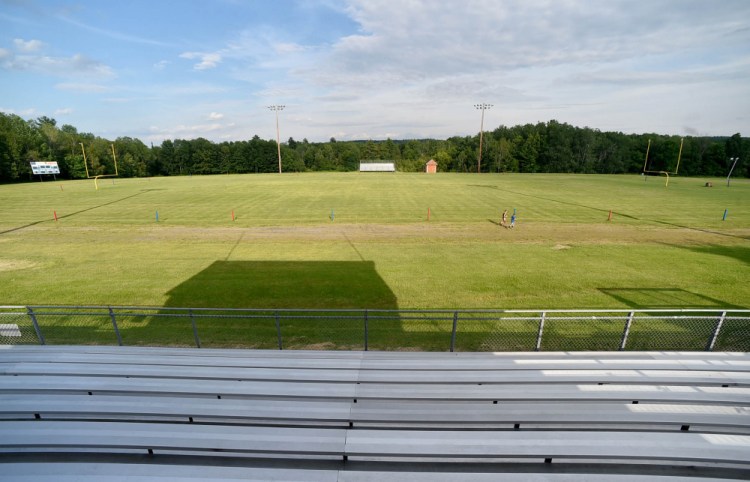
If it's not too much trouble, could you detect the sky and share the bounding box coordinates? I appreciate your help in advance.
[1,0,749,144]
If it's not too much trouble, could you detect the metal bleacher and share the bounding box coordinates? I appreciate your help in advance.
[0,346,749,480]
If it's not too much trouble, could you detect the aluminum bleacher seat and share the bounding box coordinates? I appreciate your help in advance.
[1,346,748,480]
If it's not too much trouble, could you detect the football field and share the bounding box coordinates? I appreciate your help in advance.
[1,172,747,311]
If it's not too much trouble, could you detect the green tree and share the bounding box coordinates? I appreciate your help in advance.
[362,140,380,160]
[515,132,541,173]
[114,137,150,177]
[173,139,193,175]
[703,143,726,176]
[0,113,37,181]
[191,138,219,174]
[2,113,748,182]
[540,120,573,172]
[157,140,176,175]
[496,137,517,172]
[382,138,400,160]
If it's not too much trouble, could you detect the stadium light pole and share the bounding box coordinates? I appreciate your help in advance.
[474,103,492,173]
[268,105,285,173]
[726,157,739,187]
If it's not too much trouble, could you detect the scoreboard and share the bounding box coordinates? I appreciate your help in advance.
[30,161,60,175]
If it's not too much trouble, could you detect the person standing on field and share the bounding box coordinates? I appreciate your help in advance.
[501,209,508,227]
[510,212,516,228]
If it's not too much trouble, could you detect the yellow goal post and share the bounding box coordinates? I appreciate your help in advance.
[642,138,683,187]
[80,143,119,190]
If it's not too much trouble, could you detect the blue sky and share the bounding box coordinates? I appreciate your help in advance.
[1,0,749,143]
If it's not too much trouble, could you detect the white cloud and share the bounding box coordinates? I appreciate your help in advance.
[274,42,307,55]
[153,60,170,70]
[55,82,111,93]
[199,27,324,80]
[180,51,222,70]
[6,0,748,143]
[1,46,115,79]
[54,107,73,115]
[145,122,226,142]
[262,0,750,139]
[57,16,173,48]
[327,0,724,89]
[168,83,227,96]
[0,107,36,117]
[13,38,44,52]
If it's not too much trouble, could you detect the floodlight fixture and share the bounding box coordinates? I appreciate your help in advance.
[474,103,493,173]
[267,105,286,173]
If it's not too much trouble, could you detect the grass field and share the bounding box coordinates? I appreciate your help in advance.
[1,172,748,349]
[1,172,748,309]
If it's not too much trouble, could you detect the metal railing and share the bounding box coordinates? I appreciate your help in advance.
[1,306,748,352]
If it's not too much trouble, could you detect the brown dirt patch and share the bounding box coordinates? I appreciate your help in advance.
[0,259,36,272]
[18,222,750,247]
[143,222,749,247]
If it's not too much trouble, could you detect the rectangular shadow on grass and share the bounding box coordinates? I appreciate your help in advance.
[123,261,412,350]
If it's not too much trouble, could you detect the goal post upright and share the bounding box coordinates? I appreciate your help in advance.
[110,143,119,177]
[80,143,90,179]
[674,137,683,175]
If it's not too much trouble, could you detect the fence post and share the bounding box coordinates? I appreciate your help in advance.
[706,311,727,351]
[619,311,635,351]
[364,309,369,352]
[450,311,458,352]
[108,307,123,346]
[27,306,45,346]
[535,312,546,351]
[189,309,201,348]
[275,311,283,350]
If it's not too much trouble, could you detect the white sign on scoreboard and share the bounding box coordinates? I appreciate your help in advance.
[30,161,60,175]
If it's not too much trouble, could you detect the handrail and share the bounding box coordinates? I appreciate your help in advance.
[4,305,748,314]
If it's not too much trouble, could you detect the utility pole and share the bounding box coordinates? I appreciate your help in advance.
[267,105,285,173]
[727,157,740,187]
[474,103,492,173]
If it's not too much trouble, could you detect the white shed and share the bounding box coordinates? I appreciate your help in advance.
[359,162,395,172]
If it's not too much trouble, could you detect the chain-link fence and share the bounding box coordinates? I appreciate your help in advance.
[1,306,748,352]
[452,312,539,351]
[0,307,38,345]
[626,314,718,351]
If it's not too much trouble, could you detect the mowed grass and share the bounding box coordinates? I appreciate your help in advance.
[1,172,748,227]
[0,172,748,350]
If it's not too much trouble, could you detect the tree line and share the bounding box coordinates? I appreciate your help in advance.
[1,112,746,183]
